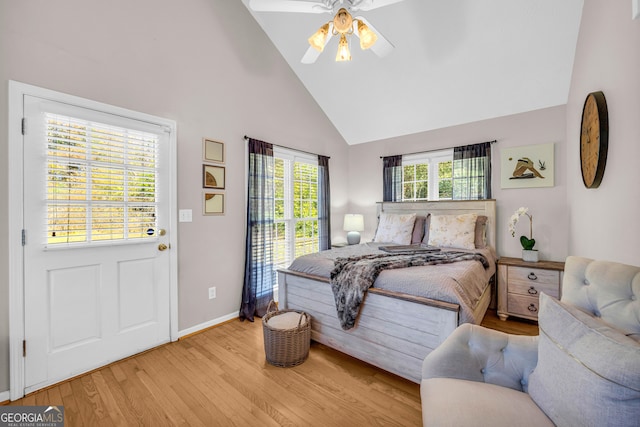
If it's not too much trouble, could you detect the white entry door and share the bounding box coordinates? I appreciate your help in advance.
[22,95,173,393]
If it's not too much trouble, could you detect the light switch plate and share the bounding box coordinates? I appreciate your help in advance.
[179,209,193,222]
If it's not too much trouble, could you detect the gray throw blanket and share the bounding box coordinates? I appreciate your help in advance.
[330,251,489,330]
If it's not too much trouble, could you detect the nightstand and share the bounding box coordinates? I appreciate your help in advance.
[497,257,565,321]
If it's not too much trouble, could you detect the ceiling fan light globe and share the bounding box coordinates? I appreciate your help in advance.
[308,23,329,52]
[335,33,352,61]
[357,20,377,49]
[333,8,354,33]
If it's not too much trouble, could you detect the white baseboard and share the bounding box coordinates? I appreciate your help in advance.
[178,312,238,338]
[0,390,10,403]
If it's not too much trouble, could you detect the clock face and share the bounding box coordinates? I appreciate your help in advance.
[580,92,608,188]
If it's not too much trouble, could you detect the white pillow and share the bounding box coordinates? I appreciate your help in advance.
[528,294,640,427]
[374,212,417,245]
[428,213,478,249]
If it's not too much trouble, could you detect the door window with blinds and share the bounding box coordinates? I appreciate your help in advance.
[273,148,319,273]
[46,113,159,246]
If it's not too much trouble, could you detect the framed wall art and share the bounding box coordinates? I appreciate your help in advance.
[203,192,224,215]
[203,138,225,163]
[203,165,225,189]
[500,143,554,189]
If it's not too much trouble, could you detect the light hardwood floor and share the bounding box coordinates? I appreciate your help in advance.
[6,310,537,426]
[481,308,539,336]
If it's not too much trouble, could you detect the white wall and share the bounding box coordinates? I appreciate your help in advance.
[347,106,570,262]
[566,0,640,265]
[0,0,349,394]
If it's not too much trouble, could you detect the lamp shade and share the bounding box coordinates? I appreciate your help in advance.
[308,23,329,52]
[335,33,351,62]
[343,214,364,232]
[357,20,378,50]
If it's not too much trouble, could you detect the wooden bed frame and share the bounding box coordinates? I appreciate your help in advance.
[277,200,497,383]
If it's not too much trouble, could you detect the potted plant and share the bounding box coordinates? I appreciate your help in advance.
[509,207,538,262]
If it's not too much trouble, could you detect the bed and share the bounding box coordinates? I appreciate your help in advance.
[277,200,497,383]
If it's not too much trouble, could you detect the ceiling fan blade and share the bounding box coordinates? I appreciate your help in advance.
[301,46,323,64]
[350,0,406,12]
[301,29,334,64]
[249,0,332,13]
[353,16,394,57]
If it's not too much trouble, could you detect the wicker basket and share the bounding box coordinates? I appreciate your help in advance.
[262,301,311,367]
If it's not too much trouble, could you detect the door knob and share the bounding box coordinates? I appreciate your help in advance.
[158,243,168,251]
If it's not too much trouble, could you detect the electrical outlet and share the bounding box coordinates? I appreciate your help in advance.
[208,286,216,299]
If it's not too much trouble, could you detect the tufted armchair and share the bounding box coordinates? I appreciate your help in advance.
[420,256,640,427]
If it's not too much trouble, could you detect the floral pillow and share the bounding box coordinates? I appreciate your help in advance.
[427,213,478,250]
[374,213,417,245]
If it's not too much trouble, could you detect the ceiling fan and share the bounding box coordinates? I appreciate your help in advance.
[248,0,405,64]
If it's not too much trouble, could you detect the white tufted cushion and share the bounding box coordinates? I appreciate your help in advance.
[422,323,539,392]
[561,256,640,341]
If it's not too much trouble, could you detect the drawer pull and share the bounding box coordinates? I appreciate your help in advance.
[528,304,538,313]
[527,272,538,281]
[528,286,538,295]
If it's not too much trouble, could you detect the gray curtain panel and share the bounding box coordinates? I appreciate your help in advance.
[240,138,275,321]
[382,155,403,202]
[318,155,331,251]
[453,141,492,200]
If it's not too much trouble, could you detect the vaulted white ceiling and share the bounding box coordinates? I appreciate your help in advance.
[242,0,584,145]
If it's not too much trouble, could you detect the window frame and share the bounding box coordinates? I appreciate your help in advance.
[272,147,319,272]
[402,149,453,201]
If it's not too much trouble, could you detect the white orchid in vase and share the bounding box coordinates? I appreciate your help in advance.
[509,207,535,250]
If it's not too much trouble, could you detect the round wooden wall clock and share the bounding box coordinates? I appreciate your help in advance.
[580,91,609,188]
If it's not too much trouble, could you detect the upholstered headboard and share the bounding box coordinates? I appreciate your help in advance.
[376,200,497,249]
[562,256,640,341]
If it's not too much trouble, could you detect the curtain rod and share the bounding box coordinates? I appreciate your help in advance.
[244,135,330,159]
[379,139,497,159]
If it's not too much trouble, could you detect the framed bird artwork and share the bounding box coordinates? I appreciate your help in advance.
[500,143,555,189]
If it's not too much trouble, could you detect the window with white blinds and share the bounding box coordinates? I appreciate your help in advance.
[273,148,319,275]
[46,112,159,246]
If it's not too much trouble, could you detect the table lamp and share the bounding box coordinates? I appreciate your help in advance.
[343,214,364,245]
